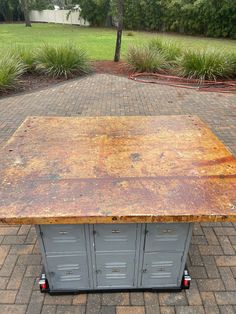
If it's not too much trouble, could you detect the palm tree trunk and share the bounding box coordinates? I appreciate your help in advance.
[22,0,31,27]
[114,0,124,62]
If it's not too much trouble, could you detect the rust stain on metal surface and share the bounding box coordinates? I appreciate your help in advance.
[0,115,235,224]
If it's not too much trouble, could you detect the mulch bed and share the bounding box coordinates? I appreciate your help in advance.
[0,61,233,97]
[0,61,130,98]
[91,60,130,76]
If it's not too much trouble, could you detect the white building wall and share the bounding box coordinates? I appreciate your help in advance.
[29,10,89,26]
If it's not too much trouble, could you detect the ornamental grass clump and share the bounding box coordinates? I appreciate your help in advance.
[148,38,182,62]
[126,31,134,36]
[126,45,168,73]
[16,47,36,73]
[0,53,26,91]
[35,44,90,78]
[228,53,236,74]
[176,49,234,81]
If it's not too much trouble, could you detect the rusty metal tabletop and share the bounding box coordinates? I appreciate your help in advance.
[0,115,235,224]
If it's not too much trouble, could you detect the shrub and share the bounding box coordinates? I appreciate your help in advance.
[15,47,36,73]
[176,49,234,81]
[0,54,26,91]
[148,38,182,62]
[34,44,90,78]
[126,45,168,72]
[126,31,134,36]
[229,53,236,74]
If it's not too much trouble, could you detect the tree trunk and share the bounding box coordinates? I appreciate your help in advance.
[22,0,31,27]
[114,0,124,62]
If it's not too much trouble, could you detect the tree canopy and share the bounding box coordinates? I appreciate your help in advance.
[0,0,53,21]
[77,0,236,39]
[0,0,21,21]
[0,0,236,39]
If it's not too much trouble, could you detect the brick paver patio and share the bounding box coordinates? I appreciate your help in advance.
[0,73,236,314]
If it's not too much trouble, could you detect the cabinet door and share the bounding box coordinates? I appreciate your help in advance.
[95,253,135,288]
[145,223,189,252]
[93,224,137,252]
[47,254,90,290]
[141,252,182,288]
[40,225,86,254]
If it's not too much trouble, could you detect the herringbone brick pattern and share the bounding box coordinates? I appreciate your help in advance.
[0,74,235,314]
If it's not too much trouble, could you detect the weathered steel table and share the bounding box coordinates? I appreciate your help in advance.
[0,116,235,294]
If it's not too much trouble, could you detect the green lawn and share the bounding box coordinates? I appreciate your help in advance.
[0,23,236,60]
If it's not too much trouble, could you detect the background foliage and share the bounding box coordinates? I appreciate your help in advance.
[0,0,236,39]
[0,0,22,21]
[0,0,53,21]
[77,0,236,39]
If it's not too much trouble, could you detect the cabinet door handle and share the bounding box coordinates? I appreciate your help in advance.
[59,231,68,235]
[162,229,173,233]
[111,268,120,273]
[111,229,120,233]
[142,269,147,273]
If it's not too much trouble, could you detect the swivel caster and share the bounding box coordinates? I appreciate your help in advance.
[182,269,191,289]
[39,273,49,293]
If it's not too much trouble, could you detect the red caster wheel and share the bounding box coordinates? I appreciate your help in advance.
[182,269,191,289]
[39,274,49,293]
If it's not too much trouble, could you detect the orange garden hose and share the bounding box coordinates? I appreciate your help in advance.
[129,72,236,94]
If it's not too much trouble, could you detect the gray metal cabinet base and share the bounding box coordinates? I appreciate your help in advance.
[36,223,193,293]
